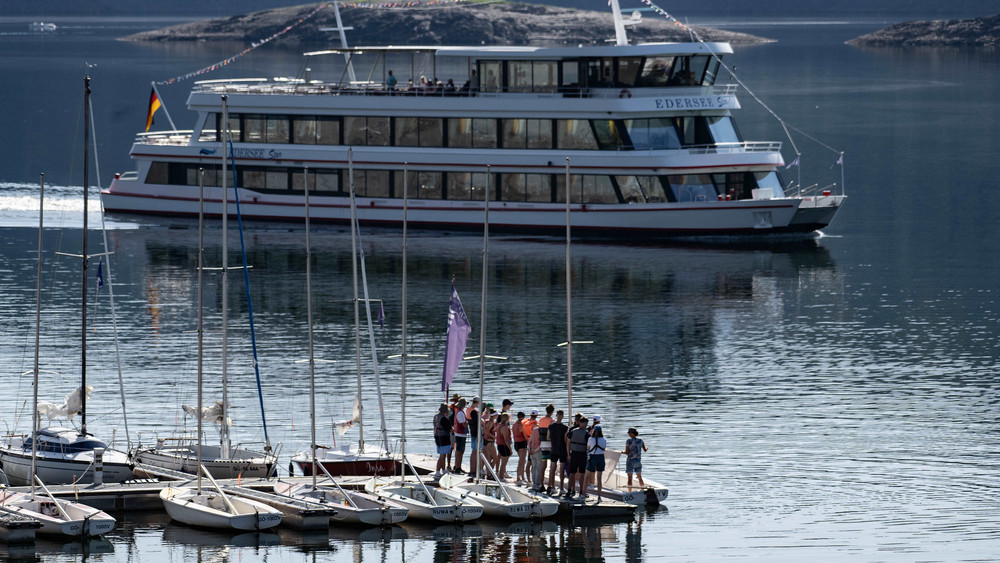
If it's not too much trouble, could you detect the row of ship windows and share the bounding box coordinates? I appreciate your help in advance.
[475,53,723,93]
[203,114,741,151]
[148,163,783,204]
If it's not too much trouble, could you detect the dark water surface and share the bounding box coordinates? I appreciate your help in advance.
[2,15,1000,562]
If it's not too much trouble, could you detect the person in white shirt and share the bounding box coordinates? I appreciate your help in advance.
[584,425,607,500]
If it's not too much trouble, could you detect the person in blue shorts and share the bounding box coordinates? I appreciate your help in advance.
[622,427,648,489]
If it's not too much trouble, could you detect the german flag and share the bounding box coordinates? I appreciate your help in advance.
[145,88,161,132]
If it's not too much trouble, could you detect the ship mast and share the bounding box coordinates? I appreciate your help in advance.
[610,0,629,46]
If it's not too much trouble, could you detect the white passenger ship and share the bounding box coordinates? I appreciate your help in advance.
[102,2,844,238]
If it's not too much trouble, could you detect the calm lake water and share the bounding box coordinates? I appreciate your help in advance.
[2,13,1000,562]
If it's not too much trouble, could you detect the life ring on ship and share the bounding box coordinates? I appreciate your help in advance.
[618,89,632,98]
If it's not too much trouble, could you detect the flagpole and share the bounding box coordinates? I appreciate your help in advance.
[477,165,490,479]
[151,82,177,131]
[565,158,573,418]
[840,153,846,196]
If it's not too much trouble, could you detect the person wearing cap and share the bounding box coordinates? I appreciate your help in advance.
[452,398,469,474]
[547,409,569,495]
[501,398,514,416]
[512,411,527,484]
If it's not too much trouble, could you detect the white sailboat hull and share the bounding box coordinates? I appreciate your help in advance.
[0,490,116,536]
[135,444,276,479]
[160,487,282,530]
[439,475,559,519]
[590,451,669,505]
[366,481,483,522]
[0,440,133,486]
[273,481,408,525]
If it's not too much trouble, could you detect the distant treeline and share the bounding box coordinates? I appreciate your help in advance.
[3,0,992,18]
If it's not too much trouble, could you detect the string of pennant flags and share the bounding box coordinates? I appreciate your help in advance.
[154,0,472,86]
[154,3,330,85]
[638,0,696,34]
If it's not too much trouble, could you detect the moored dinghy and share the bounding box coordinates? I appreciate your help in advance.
[0,480,115,537]
[366,478,482,523]
[438,474,558,519]
[589,451,669,505]
[160,467,282,531]
[274,480,408,526]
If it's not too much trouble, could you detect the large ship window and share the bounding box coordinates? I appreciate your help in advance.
[674,117,714,146]
[343,116,366,145]
[509,61,532,92]
[533,61,557,92]
[472,119,497,148]
[706,116,739,145]
[669,56,708,86]
[292,168,342,193]
[243,115,266,143]
[146,162,168,185]
[186,165,220,187]
[586,58,616,87]
[479,61,501,92]
[668,174,717,202]
[216,114,242,142]
[294,116,341,145]
[625,118,681,150]
[293,118,317,144]
[241,167,289,191]
[713,172,754,200]
[502,119,552,149]
[317,117,340,144]
[616,176,667,203]
[267,116,290,144]
[396,170,442,199]
[703,56,721,86]
[420,118,443,147]
[556,175,618,203]
[557,119,598,150]
[367,117,390,146]
[446,171,491,200]
[350,169,390,198]
[395,117,419,146]
[593,120,625,150]
[616,58,642,87]
[560,60,580,92]
[637,57,674,87]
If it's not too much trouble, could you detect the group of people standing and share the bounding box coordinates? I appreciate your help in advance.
[432,395,648,500]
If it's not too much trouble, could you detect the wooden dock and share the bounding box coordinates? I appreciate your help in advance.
[2,452,642,531]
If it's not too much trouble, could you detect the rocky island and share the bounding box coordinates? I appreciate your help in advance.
[848,14,1000,47]
[122,2,771,46]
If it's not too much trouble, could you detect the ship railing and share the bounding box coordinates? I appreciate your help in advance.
[190,80,741,100]
[134,130,194,146]
[787,182,839,199]
[664,141,782,154]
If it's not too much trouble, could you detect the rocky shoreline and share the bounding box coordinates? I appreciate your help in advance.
[848,14,1000,47]
[121,2,772,46]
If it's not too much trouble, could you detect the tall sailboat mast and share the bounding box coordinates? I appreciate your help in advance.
[80,75,90,437]
[220,96,231,458]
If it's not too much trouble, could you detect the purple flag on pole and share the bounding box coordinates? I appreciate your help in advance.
[377,301,385,331]
[96,260,104,290]
[441,283,472,392]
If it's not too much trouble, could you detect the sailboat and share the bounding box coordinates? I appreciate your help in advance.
[134,97,277,479]
[158,166,282,531]
[290,149,397,478]
[0,76,134,486]
[364,166,483,523]
[435,169,559,520]
[0,171,116,537]
[273,172,408,527]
